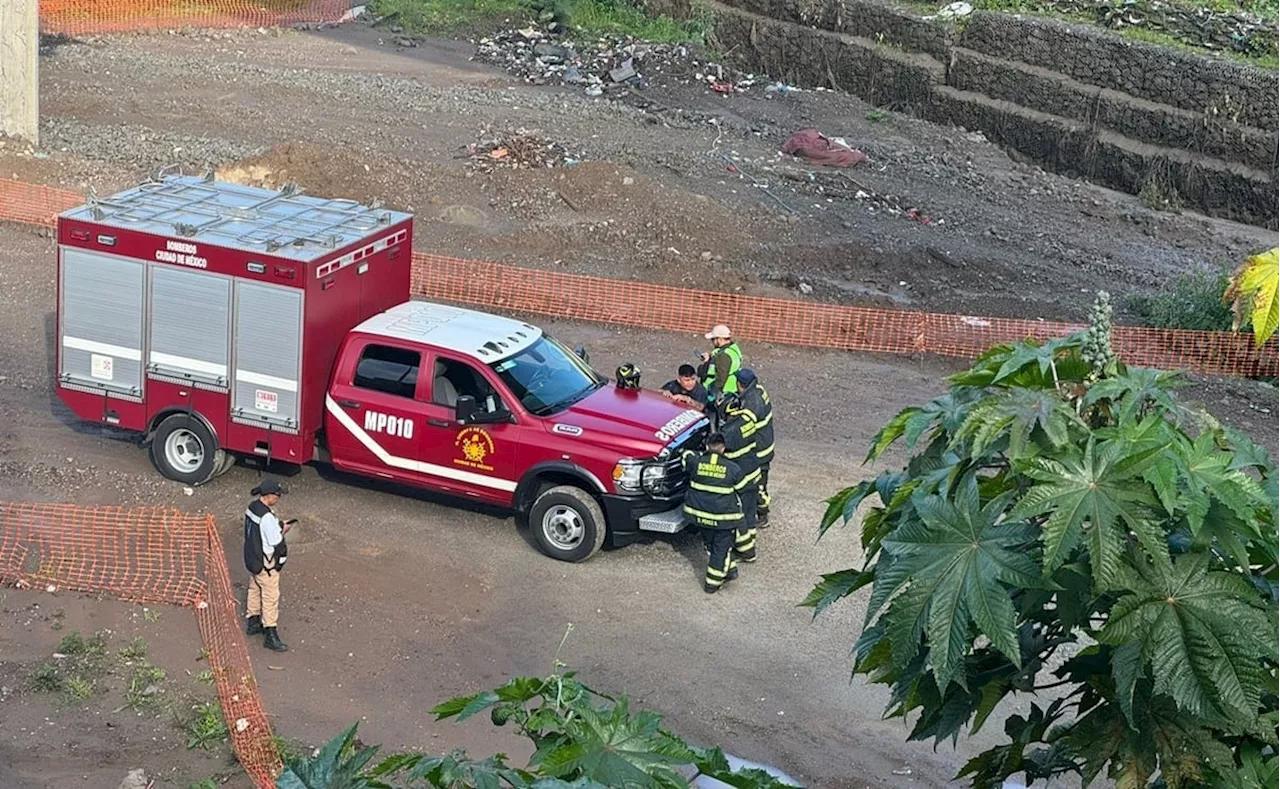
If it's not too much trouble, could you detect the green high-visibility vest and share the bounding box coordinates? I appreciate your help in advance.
[704,342,743,395]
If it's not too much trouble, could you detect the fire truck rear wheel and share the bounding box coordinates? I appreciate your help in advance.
[150,414,219,486]
[529,485,606,563]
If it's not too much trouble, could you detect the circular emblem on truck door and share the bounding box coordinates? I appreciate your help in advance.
[454,427,496,472]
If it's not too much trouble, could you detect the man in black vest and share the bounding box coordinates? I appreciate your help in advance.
[681,433,746,593]
[244,477,292,652]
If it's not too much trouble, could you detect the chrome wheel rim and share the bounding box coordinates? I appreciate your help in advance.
[542,505,585,550]
[164,428,205,474]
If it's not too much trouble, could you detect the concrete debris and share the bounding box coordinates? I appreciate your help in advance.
[473,29,762,100]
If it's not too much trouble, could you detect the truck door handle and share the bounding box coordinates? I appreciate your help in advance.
[427,418,451,428]
[337,399,361,409]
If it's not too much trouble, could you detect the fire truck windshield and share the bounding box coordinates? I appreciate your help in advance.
[490,335,605,416]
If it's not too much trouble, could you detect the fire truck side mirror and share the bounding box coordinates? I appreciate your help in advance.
[455,395,478,425]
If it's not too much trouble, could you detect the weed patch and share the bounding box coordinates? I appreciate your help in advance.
[183,701,229,751]
[117,635,148,660]
[370,0,707,42]
[63,675,95,703]
[58,630,107,657]
[30,662,63,693]
[123,664,167,710]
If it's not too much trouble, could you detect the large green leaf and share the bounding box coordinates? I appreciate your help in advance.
[880,474,1042,688]
[1084,367,1184,423]
[1098,552,1277,723]
[798,569,873,618]
[1010,437,1165,586]
[534,697,689,788]
[277,723,383,789]
[952,388,1087,461]
[1175,432,1272,537]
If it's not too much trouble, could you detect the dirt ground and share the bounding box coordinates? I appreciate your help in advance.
[0,589,249,789]
[1,17,1278,789]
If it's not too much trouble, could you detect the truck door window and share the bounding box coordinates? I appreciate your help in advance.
[432,358,502,413]
[353,344,421,400]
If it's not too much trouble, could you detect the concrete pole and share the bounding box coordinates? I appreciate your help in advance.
[0,0,39,145]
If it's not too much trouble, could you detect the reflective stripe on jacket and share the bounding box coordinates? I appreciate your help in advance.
[681,450,746,530]
[719,415,761,481]
[739,382,774,461]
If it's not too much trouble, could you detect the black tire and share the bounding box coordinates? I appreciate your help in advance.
[149,414,219,486]
[212,449,237,478]
[528,485,606,563]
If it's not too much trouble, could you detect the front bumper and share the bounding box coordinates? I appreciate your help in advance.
[602,494,688,547]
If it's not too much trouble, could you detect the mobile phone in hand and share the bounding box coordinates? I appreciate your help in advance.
[283,518,298,526]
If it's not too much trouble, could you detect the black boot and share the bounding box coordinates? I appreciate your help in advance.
[756,508,770,528]
[245,615,263,636]
[263,626,289,652]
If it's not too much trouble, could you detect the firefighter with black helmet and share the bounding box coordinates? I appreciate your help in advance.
[717,393,760,563]
[734,369,774,527]
[681,432,746,593]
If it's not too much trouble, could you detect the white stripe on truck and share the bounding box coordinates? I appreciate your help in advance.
[62,336,142,361]
[324,394,517,493]
[236,370,298,393]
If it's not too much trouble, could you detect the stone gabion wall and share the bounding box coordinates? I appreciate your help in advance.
[651,0,1278,227]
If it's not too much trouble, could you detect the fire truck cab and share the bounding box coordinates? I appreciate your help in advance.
[54,174,709,562]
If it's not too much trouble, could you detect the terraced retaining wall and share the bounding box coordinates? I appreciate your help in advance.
[653,0,1279,228]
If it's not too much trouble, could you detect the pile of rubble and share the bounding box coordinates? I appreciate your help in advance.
[473,27,776,97]
[466,128,579,171]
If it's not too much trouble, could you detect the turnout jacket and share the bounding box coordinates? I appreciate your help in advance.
[719,414,762,484]
[681,450,747,530]
[738,382,774,463]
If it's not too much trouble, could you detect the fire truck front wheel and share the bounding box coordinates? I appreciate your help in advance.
[529,485,606,562]
[149,414,220,486]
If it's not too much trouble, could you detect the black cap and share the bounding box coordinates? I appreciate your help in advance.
[736,368,757,387]
[251,478,287,497]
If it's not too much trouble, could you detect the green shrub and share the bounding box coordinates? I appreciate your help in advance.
[1127,269,1234,332]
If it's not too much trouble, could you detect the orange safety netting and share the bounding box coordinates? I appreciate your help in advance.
[2,176,1275,377]
[40,0,351,36]
[0,502,281,788]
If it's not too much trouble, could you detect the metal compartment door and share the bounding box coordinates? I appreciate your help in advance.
[149,266,230,388]
[58,247,145,398]
[232,280,302,431]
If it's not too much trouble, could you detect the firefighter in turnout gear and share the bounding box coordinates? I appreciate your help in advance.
[243,478,293,652]
[717,394,760,563]
[682,433,747,593]
[734,369,774,527]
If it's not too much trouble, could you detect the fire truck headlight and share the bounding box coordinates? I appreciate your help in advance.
[612,459,644,493]
[641,463,667,494]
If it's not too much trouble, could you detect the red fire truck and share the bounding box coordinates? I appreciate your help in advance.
[54,174,710,562]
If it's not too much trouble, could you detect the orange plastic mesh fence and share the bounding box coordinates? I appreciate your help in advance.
[2,177,1275,377]
[409,252,1279,378]
[0,502,282,788]
[40,0,351,36]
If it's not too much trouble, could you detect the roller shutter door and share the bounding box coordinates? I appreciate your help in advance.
[149,266,231,388]
[58,247,145,397]
[232,281,302,430]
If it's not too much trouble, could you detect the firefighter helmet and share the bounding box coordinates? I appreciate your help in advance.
[615,363,641,389]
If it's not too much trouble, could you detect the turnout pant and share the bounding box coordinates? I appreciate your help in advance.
[757,462,772,516]
[735,483,758,562]
[701,527,738,590]
[245,557,281,627]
